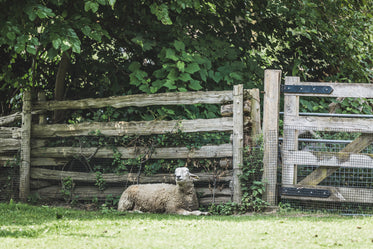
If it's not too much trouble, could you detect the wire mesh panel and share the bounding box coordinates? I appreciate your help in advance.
[0,154,19,201]
[0,122,21,202]
[280,127,373,214]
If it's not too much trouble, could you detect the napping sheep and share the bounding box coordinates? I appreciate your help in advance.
[117,167,209,215]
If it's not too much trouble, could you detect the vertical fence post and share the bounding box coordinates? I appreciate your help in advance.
[19,91,32,201]
[232,84,244,203]
[249,88,262,139]
[282,76,300,185]
[262,69,282,206]
[38,92,47,125]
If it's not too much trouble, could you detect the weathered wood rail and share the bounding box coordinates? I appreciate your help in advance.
[281,77,373,204]
[0,115,21,164]
[0,113,22,200]
[15,86,261,205]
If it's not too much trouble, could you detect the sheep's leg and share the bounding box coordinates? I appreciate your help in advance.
[176,209,210,216]
[118,191,134,212]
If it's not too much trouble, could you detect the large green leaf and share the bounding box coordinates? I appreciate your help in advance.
[84,1,99,13]
[150,3,172,25]
[26,44,37,55]
[174,40,185,51]
[185,63,200,74]
[165,48,178,61]
[163,79,177,90]
[129,61,141,72]
[189,80,203,90]
[52,38,61,49]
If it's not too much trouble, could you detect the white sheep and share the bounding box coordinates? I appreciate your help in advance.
[117,167,209,215]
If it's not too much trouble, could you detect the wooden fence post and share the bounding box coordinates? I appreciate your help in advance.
[282,76,300,185]
[262,69,282,206]
[232,84,244,203]
[249,88,262,139]
[20,91,32,201]
[38,92,47,125]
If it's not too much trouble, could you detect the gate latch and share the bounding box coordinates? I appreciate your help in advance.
[281,85,333,94]
[281,187,331,198]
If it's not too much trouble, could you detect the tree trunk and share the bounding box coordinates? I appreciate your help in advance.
[53,51,70,123]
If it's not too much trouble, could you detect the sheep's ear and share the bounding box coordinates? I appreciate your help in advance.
[189,173,199,180]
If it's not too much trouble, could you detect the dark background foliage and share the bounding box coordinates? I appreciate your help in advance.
[0,0,371,117]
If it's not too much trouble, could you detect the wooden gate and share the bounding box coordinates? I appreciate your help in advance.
[281,76,373,204]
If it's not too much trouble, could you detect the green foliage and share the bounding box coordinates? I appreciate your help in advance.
[27,193,40,205]
[95,171,106,191]
[208,202,240,216]
[336,98,373,115]
[60,176,75,203]
[209,138,268,215]
[2,0,371,118]
[99,194,120,214]
[299,97,373,114]
[266,0,372,83]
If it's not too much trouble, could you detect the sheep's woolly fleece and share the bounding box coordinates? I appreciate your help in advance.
[118,167,209,215]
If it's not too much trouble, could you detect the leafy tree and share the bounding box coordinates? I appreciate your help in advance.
[0,0,372,118]
[0,0,115,117]
[265,0,372,83]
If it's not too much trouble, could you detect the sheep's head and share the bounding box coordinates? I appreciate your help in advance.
[174,167,199,183]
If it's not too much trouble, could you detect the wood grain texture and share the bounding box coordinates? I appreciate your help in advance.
[284,115,373,133]
[284,150,373,168]
[31,144,233,159]
[262,70,281,205]
[20,91,32,201]
[33,90,233,111]
[32,118,234,137]
[282,76,300,185]
[284,82,373,98]
[232,84,244,203]
[0,112,22,126]
[0,138,20,153]
[30,168,233,184]
[0,127,21,139]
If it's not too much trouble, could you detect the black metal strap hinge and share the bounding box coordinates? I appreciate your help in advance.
[281,85,333,94]
[281,187,331,198]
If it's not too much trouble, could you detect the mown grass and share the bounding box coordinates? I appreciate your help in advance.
[1,202,373,249]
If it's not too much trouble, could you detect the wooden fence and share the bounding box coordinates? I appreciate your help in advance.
[281,77,373,204]
[12,85,261,205]
[0,112,22,200]
[0,113,21,163]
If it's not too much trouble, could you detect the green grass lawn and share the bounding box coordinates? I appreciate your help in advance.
[0,202,372,249]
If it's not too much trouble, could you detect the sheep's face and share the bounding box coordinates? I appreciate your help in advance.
[174,167,199,183]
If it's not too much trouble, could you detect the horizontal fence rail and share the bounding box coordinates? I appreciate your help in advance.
[284,82,373,98]
[283,151,373,169]
[32,90,234,111]
[31,144,233,159]
[32,118,234,137]
[284,116,373,132]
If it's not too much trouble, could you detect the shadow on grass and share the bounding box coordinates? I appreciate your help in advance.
[0,227,45,238]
